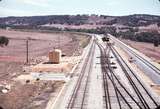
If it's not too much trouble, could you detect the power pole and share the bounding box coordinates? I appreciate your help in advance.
[26,37,29,64]
[58,31,63,49]
[58,35,60,49]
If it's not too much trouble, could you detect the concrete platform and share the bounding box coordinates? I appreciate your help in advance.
[32,63,72,73]
[16,73,69,82]
[32,56,80,73]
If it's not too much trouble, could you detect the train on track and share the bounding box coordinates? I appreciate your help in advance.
[102,36,110,42]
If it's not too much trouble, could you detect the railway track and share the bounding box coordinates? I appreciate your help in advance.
[67,40,95,109]
[111,46,160,109]
[110,36,160,84]
[65,36,159,109]
[116,39,160,75]
[97,41,160,109]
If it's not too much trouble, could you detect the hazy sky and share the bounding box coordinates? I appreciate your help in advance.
[0,0,160,17]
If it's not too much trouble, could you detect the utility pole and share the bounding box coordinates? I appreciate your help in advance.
[58,30,63,49]
[26,37,30,64]
[58,35,60,49]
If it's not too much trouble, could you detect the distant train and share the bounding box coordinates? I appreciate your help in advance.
[102,36,110,42]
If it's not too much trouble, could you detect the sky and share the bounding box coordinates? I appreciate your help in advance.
[0,0,160,17]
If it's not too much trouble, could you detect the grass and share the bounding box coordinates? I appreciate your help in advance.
[11,28,92,51]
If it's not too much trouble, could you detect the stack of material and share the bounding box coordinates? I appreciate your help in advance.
[49,49,61,64]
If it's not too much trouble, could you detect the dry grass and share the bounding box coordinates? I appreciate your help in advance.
[122,39,160,62]
[0,29,90,62]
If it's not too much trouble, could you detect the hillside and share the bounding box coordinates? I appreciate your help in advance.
[0,14,160,28]
[0,14,160,44]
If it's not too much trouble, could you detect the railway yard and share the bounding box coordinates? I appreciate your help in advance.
[54,35,160,109]
[0,30,160,109]
[0,0,160,108]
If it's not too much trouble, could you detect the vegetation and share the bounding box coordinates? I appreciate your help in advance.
[134,32,159,43]
[115,30,160,44]
[154,39,159,47]
[64,26,116,35]
[117,31,135,39]
[158,23,160,27]
[0,14,159,45]
[0,36,9,47]
[0,15,89,27]
[0,14,160,28]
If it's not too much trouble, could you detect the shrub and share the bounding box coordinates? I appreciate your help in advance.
[0,36,9,47]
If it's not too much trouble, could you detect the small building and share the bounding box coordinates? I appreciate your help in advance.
[49,49,61,64]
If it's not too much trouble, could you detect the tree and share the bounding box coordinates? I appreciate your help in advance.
[158,23,160,27]
[154,38,159,47]
[0,36,9,47]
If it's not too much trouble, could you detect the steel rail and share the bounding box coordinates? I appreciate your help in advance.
[110,46,150,109]
[80,41,95,109]
[111,46,159,107]
[67,40,95,109]
[97,42,142,109]
[114,38,160,75]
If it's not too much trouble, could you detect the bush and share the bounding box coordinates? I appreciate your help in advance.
[0,36,9,47]
[154,39,159,47]
[135,32,160,43]
[117,31,135,40]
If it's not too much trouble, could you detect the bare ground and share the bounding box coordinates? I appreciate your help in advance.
[0,81,64,109]
[0,29,89,62]
[121,39,160,62]
[0,61,23,82]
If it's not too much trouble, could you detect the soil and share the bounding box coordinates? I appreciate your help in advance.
[121,39,160,62]
[0,81,64,109]
[0,61,23,82]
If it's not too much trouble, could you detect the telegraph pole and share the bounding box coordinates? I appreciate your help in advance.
[58,35,60,49]
[26,37,29,64]
[58,30,63,49]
